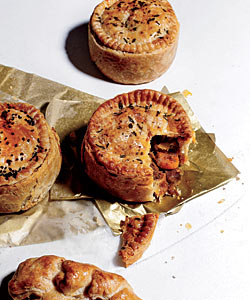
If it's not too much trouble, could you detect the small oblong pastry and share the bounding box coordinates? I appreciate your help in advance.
[82,89,194,203]
[119,213,159,267]
[0,102,61,213]
[8,255,142,300]
[89,0,179,84]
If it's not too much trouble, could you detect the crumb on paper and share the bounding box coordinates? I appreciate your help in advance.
[220,230,224,233]
[92,216,104,226]
[218,199,225,204]
[180,223,182,227]
[171,256,175,260]
[185,222,192,230]
[236,176,240,181]
[182,89,192,97]
[172,275,176,279]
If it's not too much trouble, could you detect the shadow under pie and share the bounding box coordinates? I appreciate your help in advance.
[64,22,111,82]
[52,127,123,202]
[0,272,15,300]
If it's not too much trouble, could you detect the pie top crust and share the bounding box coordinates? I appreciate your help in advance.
[8,255,142,300]
[119,213,159,267]
[90,0,179,54]
[0,102,51,186]
[85,89,193,181]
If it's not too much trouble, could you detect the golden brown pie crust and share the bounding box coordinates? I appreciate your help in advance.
[119,213,159,267]
[89,0,179,84]
[0,102,62,213]
[82,89,194,203]
[8,255,142,300]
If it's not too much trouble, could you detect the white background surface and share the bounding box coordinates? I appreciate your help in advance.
[0,0,250,299]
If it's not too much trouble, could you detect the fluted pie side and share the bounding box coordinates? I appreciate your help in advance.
[89,0,179,84]
[8,255,142,300]
[0,102,61,213]
[82,89,194,203]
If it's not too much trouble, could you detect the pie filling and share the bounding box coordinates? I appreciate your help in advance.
[150,135,182,199]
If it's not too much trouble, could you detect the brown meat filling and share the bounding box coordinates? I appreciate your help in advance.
[150,136,182,199]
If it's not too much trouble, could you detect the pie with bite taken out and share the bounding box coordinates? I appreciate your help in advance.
[89,0,180,84]
[119,213,159,267]
[82,89,194,203]
[0,102,61,213]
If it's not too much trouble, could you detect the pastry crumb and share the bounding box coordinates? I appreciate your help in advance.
[218,199,225,204]
[185,222,192,230]
[182,89,192,97]
[220,230,224,233]
[171,256,175,260]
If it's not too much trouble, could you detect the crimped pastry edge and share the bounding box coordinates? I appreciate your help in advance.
[90,0,179,54]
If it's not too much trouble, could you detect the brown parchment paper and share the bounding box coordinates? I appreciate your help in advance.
[0,64,239,245]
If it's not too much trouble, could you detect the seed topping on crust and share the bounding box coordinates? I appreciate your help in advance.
[0,103,49,184]
[91,0,179,53]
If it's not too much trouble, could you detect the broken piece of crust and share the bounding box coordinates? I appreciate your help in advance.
[8,255,142,300]
[119,213,159,267]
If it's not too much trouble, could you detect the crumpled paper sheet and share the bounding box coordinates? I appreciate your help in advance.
[0,64,240,246]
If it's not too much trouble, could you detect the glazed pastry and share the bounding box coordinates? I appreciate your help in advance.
[119,213,159,267]
[83,89,194,203]
[89,0,179,84]
[8,255,142,300]
[0,102,61,213]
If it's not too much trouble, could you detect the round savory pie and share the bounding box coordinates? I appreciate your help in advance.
[8,255,142,300]
[89,0,179,84]
[0,102,62,213]
[82,89,194,203]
